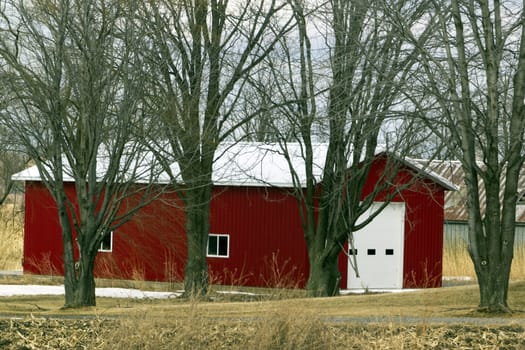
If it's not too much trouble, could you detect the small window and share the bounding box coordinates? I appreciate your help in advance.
[348,248,358,255]
[99,231,113,252]
[385,249,394,255]
[367,249,376,255]
[207,234,229,258]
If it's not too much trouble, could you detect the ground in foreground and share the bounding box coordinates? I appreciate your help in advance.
[0,317,524,349]
[2,279,525,349]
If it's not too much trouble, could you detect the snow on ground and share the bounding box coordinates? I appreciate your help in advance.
[0,284,182,299]
[0,271,469,299]
[0,284,418,299]
[0,283,423,299]
[340,288,417,295]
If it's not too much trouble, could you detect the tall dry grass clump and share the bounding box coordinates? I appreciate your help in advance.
[102,307,334,350]
[90,311,525,349]
[442,240,475,278]
[0,202,23,271]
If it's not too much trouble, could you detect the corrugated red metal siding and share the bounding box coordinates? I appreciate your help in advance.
[339,156,444,288]
[209,186,308,287]
[402,186,444,288]
[96,194,187,282]
[23,181,308,287]
[23,181,189,282]
[23,182,64,275]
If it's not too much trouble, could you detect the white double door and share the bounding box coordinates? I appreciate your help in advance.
[347,202,405,289]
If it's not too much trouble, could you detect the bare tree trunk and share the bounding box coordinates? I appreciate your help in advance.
[57,200,80,307]
[305,244,341,297]
[71,253,97,308]
[183,184,212,296]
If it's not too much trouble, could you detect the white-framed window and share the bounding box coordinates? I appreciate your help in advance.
[207,234,229,258]
[99,231,113,252]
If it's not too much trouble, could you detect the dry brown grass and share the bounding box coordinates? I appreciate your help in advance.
[1,311,524,349]
[443,241,525,281]
[0,202,23,271]
[2,279,525,348]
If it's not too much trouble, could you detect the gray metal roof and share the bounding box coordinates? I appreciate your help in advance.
[425,160,525,223]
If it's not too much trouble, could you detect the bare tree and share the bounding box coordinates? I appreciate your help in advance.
[140,0,294,296]
[0,129,29,205]
[399,0,525,312]
[258,0,437,296]
[0,0,161,307]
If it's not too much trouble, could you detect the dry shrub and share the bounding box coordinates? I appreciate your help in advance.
[163,255,183,290]
[208,266,252,288]
[404,260,443,288]
[0,203,23,271]
[25,252,61,276]
[98,307,332,350]
[103,306,250,350]
[95,254,123,280]
[260,251,304,289]
[510,244,525,281]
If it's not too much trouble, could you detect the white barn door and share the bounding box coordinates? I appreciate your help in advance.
[347,202,405,289]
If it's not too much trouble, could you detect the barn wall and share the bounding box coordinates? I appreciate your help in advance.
[23,181,308,287]
[209,186,308,287]
[23,182,64,275]
[23,154,445,289]
[97,193,187,282]
[401,187,444,288]
[22,181,189,281]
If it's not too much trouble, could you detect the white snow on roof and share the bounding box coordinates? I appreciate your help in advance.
[211,142,327,187]
[12,142,457,190]
[12,142,327,187]
[12,151,169,184]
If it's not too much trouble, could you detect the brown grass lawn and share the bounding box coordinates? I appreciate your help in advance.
[3,208,525,348]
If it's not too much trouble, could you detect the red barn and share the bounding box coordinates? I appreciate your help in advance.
[13,143,456,289]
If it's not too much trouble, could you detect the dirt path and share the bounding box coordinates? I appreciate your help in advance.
[324,315,525,326]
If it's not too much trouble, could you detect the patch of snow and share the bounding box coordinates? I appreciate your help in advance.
[0,284,181,299]
[216,290,261,296]
[340,289,418,295]
[0,270,23,276]
[442,276,474,281]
